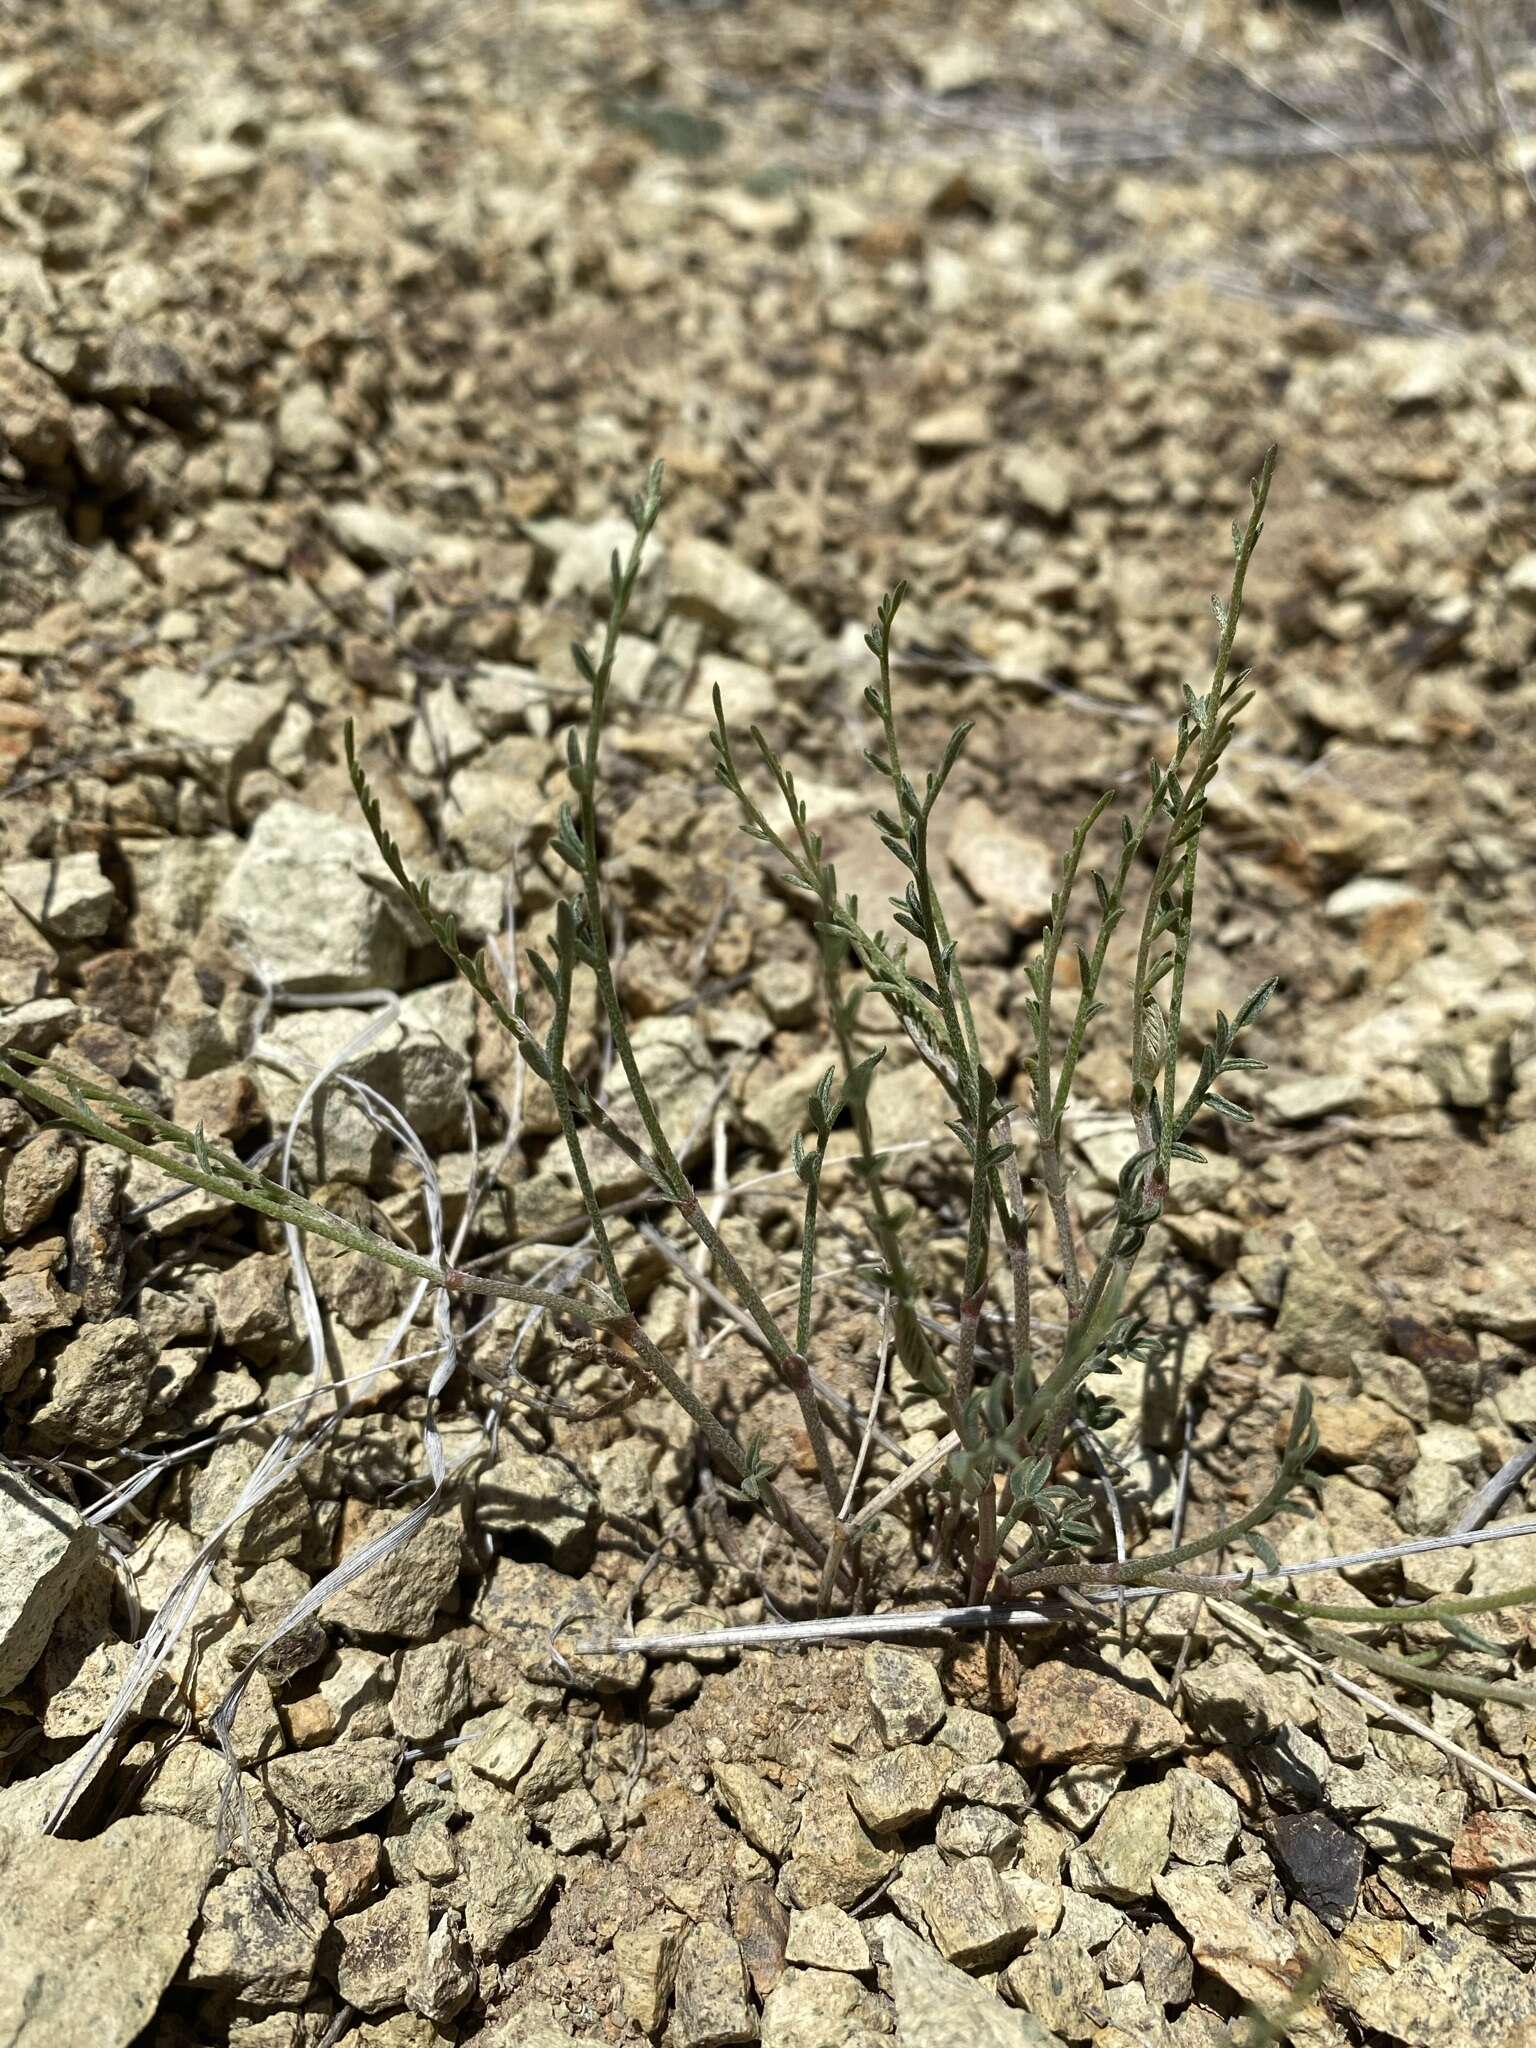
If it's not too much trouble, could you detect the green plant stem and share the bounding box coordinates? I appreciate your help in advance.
[1283,1621,1536,1712]
[545,905,629,1309]
[1252,1580,1536,1627]
[1127,448,1276,1137]
[711,700,945,1398]
[1000,1391,1312,1593]
[953,1069,997,1424]
[789,1128,848,1520]
[1029,792,1114,1309]
[1156,835,1201,1190]
[0,1056,611,1324]
[564,478,847,1537]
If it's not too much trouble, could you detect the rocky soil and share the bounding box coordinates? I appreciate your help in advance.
[2,2,1536,2045]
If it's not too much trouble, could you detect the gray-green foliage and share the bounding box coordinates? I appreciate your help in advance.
[709,447,1303,1602]
[14,451,1536,1716]
[2,454,1308,1611]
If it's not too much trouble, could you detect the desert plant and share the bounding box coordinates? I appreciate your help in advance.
[3,450,1318,1617]
[15,440,1536,1769]
[14,450,1536,1752]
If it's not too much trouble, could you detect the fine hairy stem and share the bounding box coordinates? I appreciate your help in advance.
[11,448,1355,1641]
[0,1054,612,1325]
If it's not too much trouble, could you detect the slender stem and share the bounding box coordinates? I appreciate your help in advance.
[1252,1579,1536,1627]
[1156,833,1201,1189]
[1127,447,1275,1116]
[953,1067,996,1423]
[968,1480,999,1605]
[781,1344,846,1524]
[796,1154,823,1357]
[0,1058,613,1324]
[906,811,972,1105]
[545,910,629,1309]
[614,1308,830,1568]
[1037,1152,1084,1311]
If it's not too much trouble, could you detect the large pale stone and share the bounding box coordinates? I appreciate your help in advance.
[0,1816,215,2047]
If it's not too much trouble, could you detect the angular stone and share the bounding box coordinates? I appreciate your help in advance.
[669,534,822,660]
[944,1759,1031,1815]
[67,1144,126,1319]
[121,833,240,952]
[32,1315,154,1450]
[935,1704,1008,1762]
[1001,1936,1109,2040]
[250,1010,390,1184]
[121,666,288,765]
[1056,1891,1125,1955]
[474,1554,644,1695]
[183,1436,308,1564]
[321,1505,461,1640]
[0,1815,215,2048]
[449,1705,542,1805]
[265,1736,399,1836]
[0,1465,91,1692]
[881,1919,1065,2047]
[864,1643,946,1747]
[546,1785,606,1854]
[579,1014,717,1196]
[1155,1867,1307,2011]
[444,734,554,868]
[1350,1924,1536,2046]
[409,1908,475,2024]
[1179,1649,1313,1745]
[0,1128,77,1240]
[714,1761,798,1861]
[672,1921,756,2047]
[890,1846,1033,1969]
[936,1803,1020,1866]
[326,500,434,566]
[1041,1762,1124,1835]
[1252,1726,1331,1810]
[334,1881,433,2015]
[186,1851,325,2007]
[0,996,77,1058]
[785,1901,870,1973]
[1068,1779,1172,1902]
[307,1832,383,1917]
[734,1878,790,2001]
[849,1742,950,1833]
[208,1253,292,1352]
[947,799,1055,931]
[912,401,992,453]
[462,1811,556,1956]
[217,800,409,994]
[1001,447,1075,520]
[0,349,71,462]
[1314,1395,1418,1488]
[276,379,351,470]
[0,889,56,1005]
[761,1967,885,2048]
[1273,1220,1385,1375]
[1,851,116,940]
[474,1447,596,1574]
[780,1785,896,1910]
[1267,1074,1364,1123]
[1138,1921,1194,2008]
[1270,1811,1365,1930]
[614,1913,685,2033]
[1167,1769,1240,1866]
[1009,1662,1182,1769]
[752,957,818,1029]
[390,1641,470,1744]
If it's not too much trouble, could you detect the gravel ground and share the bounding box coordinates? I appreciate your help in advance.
[2,3,1536,2044]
